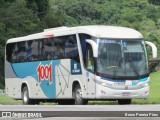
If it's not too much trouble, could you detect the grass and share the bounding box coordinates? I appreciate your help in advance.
[1,70,160,105]
[132,70,160,104]
[0,95,21,105]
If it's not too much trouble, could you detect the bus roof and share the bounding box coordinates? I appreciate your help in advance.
[7,25,143,43]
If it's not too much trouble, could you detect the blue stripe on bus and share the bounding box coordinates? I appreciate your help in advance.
[101,77,148,82]
[101,77,126,82]
[139,77,148,82]
[12,60,60,98]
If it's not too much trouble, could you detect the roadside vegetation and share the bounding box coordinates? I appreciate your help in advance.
[0,95,21,105]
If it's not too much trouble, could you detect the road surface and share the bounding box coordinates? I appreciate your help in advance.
[0,105,160,120]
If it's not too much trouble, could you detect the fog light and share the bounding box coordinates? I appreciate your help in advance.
[145,90,149,95]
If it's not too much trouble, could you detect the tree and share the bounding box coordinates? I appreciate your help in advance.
[26,0,49,18]
[0,22,6,89]
[148,0,160,5]
[0,0,43,89]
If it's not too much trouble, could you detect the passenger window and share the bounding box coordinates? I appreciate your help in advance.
[54,37,65,59]
[17,42,25,62]
[65,35,79,62]
[6,43,13,62]
[11,43,18,62]
[31,40,39,61]
[43,38,54,60]
[24,41,32,61]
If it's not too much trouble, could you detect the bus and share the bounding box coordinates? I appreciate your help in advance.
[5,25,157,105]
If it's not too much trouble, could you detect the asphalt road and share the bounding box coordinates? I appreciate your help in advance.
[0,105,160,120]
[0,104,160,111]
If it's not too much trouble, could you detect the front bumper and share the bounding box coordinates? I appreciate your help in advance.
[96,83,149,99]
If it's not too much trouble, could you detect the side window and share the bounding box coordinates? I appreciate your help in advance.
[24,40,43,62]
[86,43,94,71]
[42,38,54,60]
[79,34,91,66]
[54,37,65,59]
[11,43,17,63]
[31,40,39,61]
[17,42,25,62]
[25,41,32,61]
[6,42,29,63]
[6,43,13,63]
[65,35,80,62]
[6,35,83,63]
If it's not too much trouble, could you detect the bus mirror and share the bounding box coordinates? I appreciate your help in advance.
[145,41,157,58]
[86,39,98,57]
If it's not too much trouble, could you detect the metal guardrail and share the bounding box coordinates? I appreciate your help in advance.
[0,89,5,95]
[149,58,160,72]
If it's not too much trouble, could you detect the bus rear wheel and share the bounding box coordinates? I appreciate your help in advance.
[22,86,39,105]
[73,84,88,105]
[118,99,131,105]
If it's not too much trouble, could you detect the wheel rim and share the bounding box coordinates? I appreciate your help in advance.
[76,88,82,102]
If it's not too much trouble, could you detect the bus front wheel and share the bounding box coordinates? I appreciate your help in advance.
[73,84,88,105]
[118,99,131,105]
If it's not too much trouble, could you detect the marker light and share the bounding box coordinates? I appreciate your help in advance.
[44,34,54,38]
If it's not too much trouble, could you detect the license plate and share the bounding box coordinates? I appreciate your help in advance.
[122,92,131,96]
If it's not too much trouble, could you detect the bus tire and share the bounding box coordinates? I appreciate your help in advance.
[73,84,88,105]
[118,99,131,105]
[22,86,34,105]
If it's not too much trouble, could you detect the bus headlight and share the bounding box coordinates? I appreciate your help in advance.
[95,79,111,87]
[140,81,150,87]
[101,82,110,87]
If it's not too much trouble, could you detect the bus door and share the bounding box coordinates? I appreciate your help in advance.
[86,43,96,98]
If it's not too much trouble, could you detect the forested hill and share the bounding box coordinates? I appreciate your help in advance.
[0,0,160,88]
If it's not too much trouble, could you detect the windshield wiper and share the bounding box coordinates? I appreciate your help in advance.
[116,52,122,68]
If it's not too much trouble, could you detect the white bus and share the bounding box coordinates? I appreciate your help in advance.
[5,25,157,105]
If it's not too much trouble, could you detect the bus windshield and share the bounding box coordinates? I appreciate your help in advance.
[97,39,149,79]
